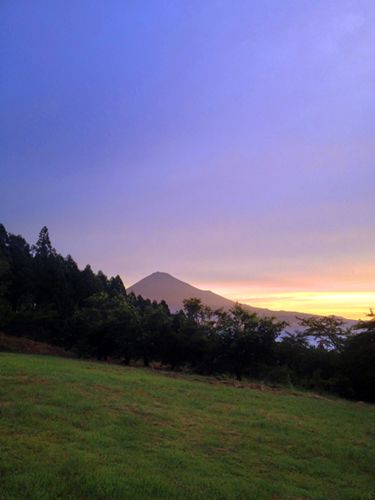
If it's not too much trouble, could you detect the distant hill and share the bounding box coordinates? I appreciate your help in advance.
[128,272,331,331]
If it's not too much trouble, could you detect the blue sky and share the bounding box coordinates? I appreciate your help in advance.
[1,1,374,317]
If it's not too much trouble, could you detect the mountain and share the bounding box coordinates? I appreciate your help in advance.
[128,272,324,330]
[129,272,234,312]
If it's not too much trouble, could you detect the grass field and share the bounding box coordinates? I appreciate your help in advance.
[0,353,374,499]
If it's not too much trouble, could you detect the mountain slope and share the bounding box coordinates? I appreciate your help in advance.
[128,272,234,311]
[128,272,321,329]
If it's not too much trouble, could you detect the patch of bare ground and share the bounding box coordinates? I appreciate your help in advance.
[0,332,72,357]
[0,375,49,385]
[149,363,344,402]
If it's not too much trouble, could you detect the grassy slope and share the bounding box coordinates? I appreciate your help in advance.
[0,354,374,500]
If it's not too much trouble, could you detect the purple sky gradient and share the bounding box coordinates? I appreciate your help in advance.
[1,1,374,316]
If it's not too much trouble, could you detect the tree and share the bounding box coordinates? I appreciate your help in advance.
[137,302,171,366]
[5,233,34,311]
[0,225,11,324]
[77,265,105,302]
[32,226,56,259]
[297,315,352,352]
[342,310,375,401]
[107,275,126,297]
[216,304,285,380]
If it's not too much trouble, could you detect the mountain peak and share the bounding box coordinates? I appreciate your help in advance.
[128,272,231,311]
[148,271,175,279]
[135,272,189,287]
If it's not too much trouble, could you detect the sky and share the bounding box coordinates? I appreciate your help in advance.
[1,0,374,319]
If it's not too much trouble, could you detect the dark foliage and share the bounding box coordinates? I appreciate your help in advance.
[0,224,373,401]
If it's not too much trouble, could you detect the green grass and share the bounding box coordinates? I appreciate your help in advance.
[0,353,374,499]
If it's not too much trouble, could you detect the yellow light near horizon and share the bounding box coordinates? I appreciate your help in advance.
[237,292,375,319]
[194,283,375,320]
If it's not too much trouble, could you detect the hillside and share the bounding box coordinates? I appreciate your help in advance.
[1,353,374,499]
[128,272,333,330]
[0,332,71,357]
